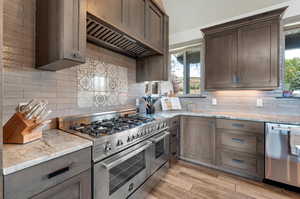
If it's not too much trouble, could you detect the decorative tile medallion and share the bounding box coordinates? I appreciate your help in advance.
[77,56,128,108]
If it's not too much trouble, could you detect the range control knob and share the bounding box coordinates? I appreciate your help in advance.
[105,142,112,152]
[117,140,123,146]
[132,135,136,140]
[136,133,140,138]
[127,136,131,142]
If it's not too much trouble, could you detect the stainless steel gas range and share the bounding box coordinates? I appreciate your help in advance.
[58,110,170,199]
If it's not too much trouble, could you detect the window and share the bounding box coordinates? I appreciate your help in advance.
[285,26,300,92]
[170,46,201,96]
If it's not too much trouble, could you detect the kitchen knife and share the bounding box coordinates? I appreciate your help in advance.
[26,103,41,120]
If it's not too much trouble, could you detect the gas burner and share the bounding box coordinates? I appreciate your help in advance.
[70,115,156,137]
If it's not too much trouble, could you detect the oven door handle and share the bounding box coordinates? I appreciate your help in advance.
[150,131,170,143]
[100,141,152,169]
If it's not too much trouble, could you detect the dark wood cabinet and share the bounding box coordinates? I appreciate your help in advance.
[124,0,146,40]
[32,170,92,199]
[86,0,169,82]
[202,7,286,90]
[36,0,86,71]
[237,21,279,89]
[180,117,215,165]
[4,148,92,199]
[146,0,164,51]
[87,0,124,29]
[205,30,237,89]
[168,117,180,165]
[216,119,264,179]
[137,14,169,82]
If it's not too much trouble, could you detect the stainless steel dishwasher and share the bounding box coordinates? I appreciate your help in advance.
[265,123,300,187]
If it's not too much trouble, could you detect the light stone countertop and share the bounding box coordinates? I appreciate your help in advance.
[3,129,93,175]
[148,110,300,125]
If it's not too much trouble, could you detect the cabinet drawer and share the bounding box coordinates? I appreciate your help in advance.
[4,147,92,199]
[217,150,257,175]
[216,119,264,133]
[217,130,257,154]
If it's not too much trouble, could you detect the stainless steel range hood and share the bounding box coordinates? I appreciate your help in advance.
[86,13,158,58]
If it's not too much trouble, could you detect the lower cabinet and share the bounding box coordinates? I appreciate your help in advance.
[180,116,215,165]
[32,169,91,199]
[179,116,265,181]
[4,147,92,199]
[216,119,265,179]
[168,117,180,165]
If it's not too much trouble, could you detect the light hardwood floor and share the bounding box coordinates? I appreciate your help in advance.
[146,161,300,199]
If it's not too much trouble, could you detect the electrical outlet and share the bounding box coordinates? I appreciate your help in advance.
[212,98,217,105]
[256,98,263,107]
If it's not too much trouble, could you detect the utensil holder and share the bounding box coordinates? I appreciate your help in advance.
[3,113,42,144]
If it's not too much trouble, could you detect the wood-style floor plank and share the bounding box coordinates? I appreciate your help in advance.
[146,161,300,199]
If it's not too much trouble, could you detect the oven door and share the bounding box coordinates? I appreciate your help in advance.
[94,141,152,199]
[150,131,170,174]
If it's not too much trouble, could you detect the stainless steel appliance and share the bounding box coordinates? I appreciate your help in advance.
[266,123,300,187]
[149,131,170,174]
[58,110,169,199]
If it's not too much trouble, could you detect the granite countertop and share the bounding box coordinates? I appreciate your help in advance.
[3,129,93,176]
[149,111,300,125]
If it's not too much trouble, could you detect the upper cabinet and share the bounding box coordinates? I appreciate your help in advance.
[86,0,169,82]
[205,30,237,89]
[36,0,86,71]
[146,0,164,51]
[86,0,165,55]
[87,0,124,29]
[237,21,279,88]
[202,7,287,90]
[124,0,146,41]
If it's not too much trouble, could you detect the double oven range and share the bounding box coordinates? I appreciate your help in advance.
[58,110,170,199]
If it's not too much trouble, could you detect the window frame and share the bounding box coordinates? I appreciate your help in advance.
[169,43,204,97]
[283,20,300,92]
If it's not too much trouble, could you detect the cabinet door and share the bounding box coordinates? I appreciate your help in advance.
[180,117,215,165]
[237,21,279,89]
[124,0,146,40]
[136,15,168,82]
[205,30,238,90]
[87,0,124,28]
[63,0,86,63]
[146,0,163,51]
[32,170,91,199]
[36,0,86,71]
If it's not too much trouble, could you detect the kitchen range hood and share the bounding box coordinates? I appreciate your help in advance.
[87,13,158,58]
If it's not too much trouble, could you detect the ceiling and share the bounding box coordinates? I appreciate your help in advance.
[163,0,290,35]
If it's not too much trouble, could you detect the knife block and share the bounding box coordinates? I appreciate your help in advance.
[3,113,42,144]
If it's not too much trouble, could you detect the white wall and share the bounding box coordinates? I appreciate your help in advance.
[170,0,300,45]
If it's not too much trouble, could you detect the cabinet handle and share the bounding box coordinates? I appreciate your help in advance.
[232,123,245,128]
[231,138,245,143]
[128,183,134,192]
[47,166,70,179]
[72,52,82,59]
[232,159,244,164]
[232,75,237,83]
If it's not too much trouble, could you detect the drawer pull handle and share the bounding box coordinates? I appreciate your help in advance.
[128,183,134,192]
[232,123,245,128]
[47,166,70,179]
[172,134,177,137]
[232,159,244,164]
[231,138,245,143]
